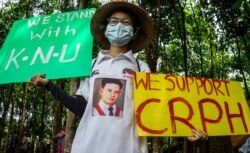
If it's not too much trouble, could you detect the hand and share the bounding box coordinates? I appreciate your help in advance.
[187,129,208,142]
[28,74,49,87]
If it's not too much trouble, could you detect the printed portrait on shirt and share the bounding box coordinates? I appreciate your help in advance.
[92,78,126,117]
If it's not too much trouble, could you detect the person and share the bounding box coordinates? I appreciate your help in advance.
[19,131,30,153]
[53,128,65,153]
[230,97,250,153]
[93,78,124,117]
[28,1,208,153]
[7,129,18,153]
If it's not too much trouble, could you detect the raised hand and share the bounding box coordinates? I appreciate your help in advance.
[28,74,49,87]
[187,129,208,142]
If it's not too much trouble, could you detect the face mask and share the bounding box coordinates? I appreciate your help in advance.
[105,23,134,47]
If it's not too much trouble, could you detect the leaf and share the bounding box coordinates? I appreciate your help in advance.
[232,0,244,9]
[243,1,250,11]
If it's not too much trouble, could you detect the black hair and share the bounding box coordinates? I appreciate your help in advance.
[101,78,123,89]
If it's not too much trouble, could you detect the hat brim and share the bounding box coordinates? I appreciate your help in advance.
[91,1,154,53]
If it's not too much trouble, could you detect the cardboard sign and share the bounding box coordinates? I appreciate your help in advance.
[0,8,95,84]
[134,72,250,136]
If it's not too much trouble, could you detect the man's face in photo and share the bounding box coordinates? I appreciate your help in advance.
[100,83,121,106]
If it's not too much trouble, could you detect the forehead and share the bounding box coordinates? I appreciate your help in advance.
[110,11,131,18]
[103,83,120,89]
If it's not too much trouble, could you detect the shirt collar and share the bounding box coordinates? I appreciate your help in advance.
[95,50,136,64]
[99,100,117,109]
[123,50,137,63]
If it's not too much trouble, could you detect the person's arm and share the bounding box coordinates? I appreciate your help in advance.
[230,135,250,148]
[45,81,87,117]
[29,74,87,117]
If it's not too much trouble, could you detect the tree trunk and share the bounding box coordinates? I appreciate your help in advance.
[240,35,250,61]
[18,83,28,131]
[79,0,90,9]
[208,136,233,153]
[190,1,204,76]
[209,27,215,78]
[236,37,250,97]
[50,80,64,153]
[64,111,76,153]
[64,78,78,153]
[177,0,188,76]
[37,88,46,153]
[0,84,14,151]
[152,138,158,153]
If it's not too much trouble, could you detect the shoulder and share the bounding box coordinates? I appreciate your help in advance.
[136,59,150,72]
[92,58,97,64]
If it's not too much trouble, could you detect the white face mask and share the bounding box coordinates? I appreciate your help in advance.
[105,23,134,47]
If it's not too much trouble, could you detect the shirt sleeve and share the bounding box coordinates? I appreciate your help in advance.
[75,78,90,101]
[75,59,96,100]
[45,81,87,117]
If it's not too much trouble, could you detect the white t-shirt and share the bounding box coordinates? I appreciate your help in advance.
[71,50,150,153]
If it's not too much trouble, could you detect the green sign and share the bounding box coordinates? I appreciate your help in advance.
[0,8,95,84]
